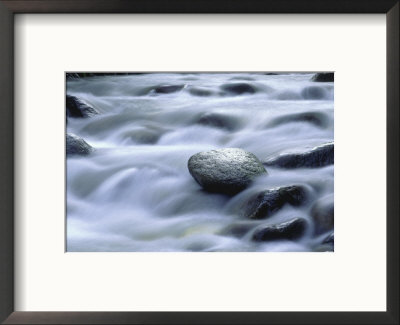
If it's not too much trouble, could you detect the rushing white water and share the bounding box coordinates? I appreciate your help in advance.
[66,73,334,252]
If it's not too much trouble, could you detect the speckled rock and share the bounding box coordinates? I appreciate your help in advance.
[252,218,307,242]
[264,142,334,169]
[188,148,267,195]
[66,134,93,156]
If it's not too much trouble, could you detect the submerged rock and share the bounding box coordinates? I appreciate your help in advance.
[66,95,99,118]
[301,86,327,99]
[244,185,308,219]
[252,218,307,242]
[188,87,214,97]
[219,221,260,238]
[311,194,334,235]
[121,128,163,144]
[220,83,257,95]
[66,134,93,156]
[196,112,241,131]
[311,73,334,82]
[264,142,334,169]
[188,148,267,195]
[269,111,329,128]
[153,84,184,94]
[275,91,302,100]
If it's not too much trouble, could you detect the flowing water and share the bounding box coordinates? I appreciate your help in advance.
[66,73,334,252]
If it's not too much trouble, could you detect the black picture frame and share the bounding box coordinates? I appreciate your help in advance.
[0,1,398,324]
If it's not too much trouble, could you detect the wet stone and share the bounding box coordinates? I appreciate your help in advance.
[252,218,307,242]
[244,185,308,219]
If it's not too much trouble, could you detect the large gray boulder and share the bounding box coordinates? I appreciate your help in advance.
[188,148,267,195]
[264,142,334,169]
[66,134,93,156]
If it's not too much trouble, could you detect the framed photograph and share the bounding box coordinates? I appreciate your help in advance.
[0,0,398,324]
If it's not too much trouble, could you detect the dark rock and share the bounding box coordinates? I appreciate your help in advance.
[301,86,327,99]
[322,231,334,244]
[66,134,93,156]
[264,73,279,75]
[66,95,99,118]
[252,218,307,242]
[311,194,334,235]
[188,148,267,195]
[269,111,329,128]
[66,73,80,80]
[67,72,142,79]
[196,112,241,131]
[188,87,213,97]
[311,73,334,82]
[220,83,257,95]
[244,185,308,219]
[264,142,333,169]
[153,85,184,94]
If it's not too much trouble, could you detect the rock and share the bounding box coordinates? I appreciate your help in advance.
[252,218,307,242]
[122,128,163,144]
[220,83,257,95]
[66,73,80,80]
[66,95,99,118]
[196,113,241,131]
[244,185,308,219]
[67,73,140,78]
[188,148,267,195]
[301,86,327,99]
[264,142,334,169]
[311,73,334,82]
[264,73,279,75]
[66,134,93,156]
[188,87,213,97]
[311,194,334,234]
[269,111,329,128]
[153,85,184,94]
[322,231,334,244]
